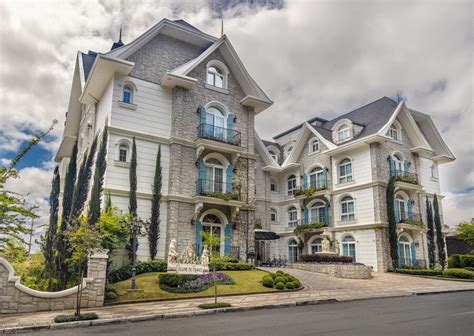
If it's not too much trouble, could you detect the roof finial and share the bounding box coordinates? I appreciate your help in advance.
[220,19,224,37]
[119,26,123,43]
[396,90,403,103]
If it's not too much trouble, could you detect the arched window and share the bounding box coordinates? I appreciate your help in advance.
[269,151,278,162]
[270,178,278,192]
[118,142,130,162]
[309,138,320,153]
[122,85,133,104]
[395,194,407,223]
[205,158,224,193]
[337,125,350,141]
[310,201,326,224]
[392,153,403,174]
[398,235,413,267]
[287,206,298,227]
[270,209,277,222]
[202,214,223,254]
[338,158,352,183]
[207,66,224,88]
[288,238,298,263]
[287,174,297,196]
[342,235,356,261]
[310,238,322,254]
[340,196,355,221]
[387,124,400,141]
[309,167,325,189]
[205,106,226,140]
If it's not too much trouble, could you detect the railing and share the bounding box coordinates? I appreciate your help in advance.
[197,123,241,146]
[295,179,330,196]
[391,169,418,185]
[194,244,240,259]
[398,259,427,268]
[196,179,241,201]
[397,212,423,226]
[287,215,330,229]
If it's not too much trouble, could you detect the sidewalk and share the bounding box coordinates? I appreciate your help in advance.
[1,269,474,333]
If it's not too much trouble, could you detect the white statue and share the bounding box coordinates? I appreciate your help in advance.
[185,242,195,263]
[334,240,340,255]
[167,239,178,267]
[321,236,331,253]
[201,247,209,268]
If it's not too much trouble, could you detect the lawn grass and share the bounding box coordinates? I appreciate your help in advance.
[109,270,276,302]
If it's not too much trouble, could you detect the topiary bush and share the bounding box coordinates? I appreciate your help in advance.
[292,279,301,288]
[108,260,167,283]
[285,282,295,289]
[274,276,284,284]
[443,268,474,279]
[262,277,274,288]
[448,254,462,268]
[275,282,285,290]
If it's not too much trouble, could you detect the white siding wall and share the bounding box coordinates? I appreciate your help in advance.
[111,76,172,137]
[95,79,113,134]
[419,157,440,194]
[105,134,170,196]
[333,188,375,226]
[335,230,378,271]
[332,146,372,189]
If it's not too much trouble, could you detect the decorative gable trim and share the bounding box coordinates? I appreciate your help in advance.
[255,131,282,171]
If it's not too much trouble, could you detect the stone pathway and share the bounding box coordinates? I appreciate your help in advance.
[1,269,474,331]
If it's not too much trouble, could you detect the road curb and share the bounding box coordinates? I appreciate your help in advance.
[1,288,473,334]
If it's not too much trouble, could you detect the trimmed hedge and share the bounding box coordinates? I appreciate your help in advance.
[464,267,474,272]
[275,282,285,290]
[159,273,234,293]
[448,254,474,268]
[215,262,254,271]
[54,313,99,323]
[261,271,301,290]
[262,277,274,287]
[395,268,442,276]
[443,268,474,279]
[159,274,199,287]
[300,254,353,264]
[108,260,167,284]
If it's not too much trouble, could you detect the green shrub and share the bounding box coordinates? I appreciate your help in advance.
[448,254,474,268]
[448,255,462,268]
[105,291,118,301]
[108,260,167,283]
[461,255,474,267]
[54,312,99,323]
[159,274,199,287]
[276,270,284,275]
[262,277,274,288]
[395,268,442,276]
[262,275,273,282]
[443,268,474,279]
[275,282,285,290]
[274,276,284,284]
[464,267,474,272]
[285,282,295,289]
[292,279,301,288]
[270,273,277,279]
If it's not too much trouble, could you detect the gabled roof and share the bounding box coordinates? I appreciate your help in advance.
[163,35,273,112]
[255,132,282,171]
[81,51,97,81]
[172,19,202,32]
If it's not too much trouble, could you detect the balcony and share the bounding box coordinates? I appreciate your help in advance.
[295,179,330,197]
[197,123,241,147]
[391,169,418,185]
[398,259,427,268]
[396,212,423,227]
[196,179,241,201]
[287,215,330,232]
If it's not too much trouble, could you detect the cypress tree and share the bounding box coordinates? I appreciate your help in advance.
[43,166,60,290]
[104,189,112,212]
[386,176,398,269]
[426,197,436,268]
[433,194,446,269]
[56,141,78,290]
[88,129,108,227]
[127,137,138,261]
[71,137,97,220]
[148,145,161,260]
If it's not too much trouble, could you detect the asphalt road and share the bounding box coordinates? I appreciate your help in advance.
[32,292,474,336]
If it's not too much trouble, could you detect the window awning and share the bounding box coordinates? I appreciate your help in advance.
[255,229,279,241]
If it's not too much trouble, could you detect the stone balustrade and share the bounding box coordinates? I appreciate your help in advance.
[291,262,372,279]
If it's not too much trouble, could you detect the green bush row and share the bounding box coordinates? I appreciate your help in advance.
[213,262,254,271]
[108,260,167,284]
[448,254,474,269]
[443,268,474,279]
[395,268,442,276]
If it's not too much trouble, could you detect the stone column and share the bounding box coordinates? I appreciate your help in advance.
[86,249,109,307]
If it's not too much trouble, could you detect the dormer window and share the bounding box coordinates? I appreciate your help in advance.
[337,125,350,141]
[206,60,229,90]
[122,85,133,104]
[269,151,278,162]
[387,123,402,141]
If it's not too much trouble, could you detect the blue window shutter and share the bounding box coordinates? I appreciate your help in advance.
[407,199,413,219]
[324,203,330,224]
[227,113,234,143]
[226,164,233,193]
[195,220,203,255]
[403,160,409,176]
[224,223,232,256]
[304,207,309,224]
[199,106,206,125]
[323,168,328,188]
[388,156,394,177]
[411,242,417,265]
[397,243,401,267]
[303,173,309,189]
[199,160,206,193]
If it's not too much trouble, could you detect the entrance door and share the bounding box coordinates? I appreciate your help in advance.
[288,239,298,263]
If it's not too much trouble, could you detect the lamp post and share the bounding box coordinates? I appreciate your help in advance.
[121,214,149,290]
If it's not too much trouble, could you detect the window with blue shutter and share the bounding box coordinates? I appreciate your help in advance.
[198,160,206,193]
[397,243,401,267]
[226,164,233,193]
[403,160,409,176]
[227,113,234,144]
[303,173,309,189]
[407,199,413,219]
[411,242,417,265]
[195,220,203,255]
[323,168,328,188]
[388,156,394,177]
[224,223,232,256]
[304,207,309,225]
[324,203,330,224]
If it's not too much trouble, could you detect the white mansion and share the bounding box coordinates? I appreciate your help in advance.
[56,19,455,272]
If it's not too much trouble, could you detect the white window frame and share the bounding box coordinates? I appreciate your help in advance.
[340,196,355,221]
[204,158,225,193]
[206,60,229,90]
[341,235,356,261]
[388,125,401,141]
[395,194,407,222]
[309,138,320,154]
[287,175,297,196]
[201,213,225,257]
[270,178,278,192]
[270,209,277,222]
[122,84,135,104]
[288,207,298,227]
[338,158,353,184]
[288,238,298,263]
[309,167,325,189]
[398,235,412,265]
[337,125,350,141]
[310,202,326,223]
[269,151,278,162]
[310,238,322,254]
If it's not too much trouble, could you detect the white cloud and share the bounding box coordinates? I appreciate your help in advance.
[1,0,472,227]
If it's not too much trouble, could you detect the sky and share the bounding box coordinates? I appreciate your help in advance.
[1,0,473,245]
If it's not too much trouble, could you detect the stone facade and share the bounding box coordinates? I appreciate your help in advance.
[0,250,108,314]
[291,262,372,279]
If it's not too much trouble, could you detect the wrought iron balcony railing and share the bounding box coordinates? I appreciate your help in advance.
[295,179,330,196]
[287,215,330,229]
[196,179,241,201]
[197,123,241,146]
[397,212,423,226]
[391,169,418,185]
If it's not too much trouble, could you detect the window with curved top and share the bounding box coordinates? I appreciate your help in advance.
[392,153,403,173]
[387,124,401,141]
[310,238,322,254]
[338,158,352,184]
[288,207,298,227]
[118,143,129,162]
[205,106,226,140]
[287,174,297,196]
[288,238,298,263]
[207,66,224,88]
[342,235,356,260]
[309,138,320,153]
[205,158,224,193]
[269,150,278,162]
[309,167,325,189]
[340,196,355,221]
[122,85,133,104]
[310,202,326,224]
[337,125,350,141]
[202,214,223,254]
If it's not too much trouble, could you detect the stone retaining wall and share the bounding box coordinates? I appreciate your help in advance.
[292,263,372,279]
[0,250,108,314]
